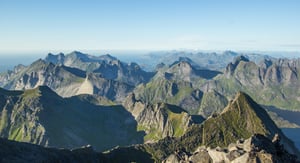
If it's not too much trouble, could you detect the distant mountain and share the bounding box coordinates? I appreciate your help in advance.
[133,61,221,114]
[204,56,300,111]
[146,55,300,128]
[5,52,296,123]
[103,92,300,162]
[45,51,154,86]
[123,93,203,142]
[198,89,228,118]
[123,50,273,71]
[0,59,134,102]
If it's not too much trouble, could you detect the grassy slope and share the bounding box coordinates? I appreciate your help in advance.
[0,86,144,151]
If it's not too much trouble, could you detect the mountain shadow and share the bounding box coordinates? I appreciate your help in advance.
[0,86,145,152]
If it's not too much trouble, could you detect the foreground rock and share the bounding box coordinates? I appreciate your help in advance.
[164,134,298,163]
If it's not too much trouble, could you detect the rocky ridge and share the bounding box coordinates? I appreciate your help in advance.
[0,60,134,102]
[163,134,297,163]
[104,91,300,162]
[0,90,299,162]
[45,51,155,86]
[123,93,200,142]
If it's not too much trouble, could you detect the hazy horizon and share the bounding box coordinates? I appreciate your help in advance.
[0,49,299,73]
[1,0,300,52]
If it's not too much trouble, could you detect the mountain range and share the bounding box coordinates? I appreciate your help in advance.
[119,50,274,71]
[0,50,300,162]
[0,90,299,162]
[106,92,299,162]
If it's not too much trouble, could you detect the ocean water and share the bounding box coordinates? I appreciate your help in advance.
[282,128,300,150]
[0,54,41,72]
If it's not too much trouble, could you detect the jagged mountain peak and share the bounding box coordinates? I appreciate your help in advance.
[45,52,65,64]
[222,91,274,121]
[69,50,86,56]
[169,60,193,69]
[162,60,221,81]
[99,54,118,61]
[166,61,194,80]
[202,91,299,156]
[233,55,250,65]
[32,58,47,65]
[67,51,93,61]
[26,59,58,72]
[104,91,299,162]
[259,58,273,69]
[225,55,251,76]
[47,52,65,57]
[66,51,118,63]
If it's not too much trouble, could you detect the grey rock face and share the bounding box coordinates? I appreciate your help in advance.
[123,94,194,141]
[163,134,298,163]
[45,51,154,86]
[0,59,134,102]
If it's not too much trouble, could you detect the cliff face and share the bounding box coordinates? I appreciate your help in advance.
[0,60,134,102]
[123,93,196,142]
[45,51,155,86]
[201,56,300,115]
[224,56,300,87]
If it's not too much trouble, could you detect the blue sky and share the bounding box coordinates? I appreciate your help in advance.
[0,0,300,53]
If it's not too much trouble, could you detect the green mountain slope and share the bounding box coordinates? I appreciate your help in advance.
[106,92,299,162]
[0,86,144,151]
[123,93,203,142]
[0,86,201,151]
[134,61,220,114]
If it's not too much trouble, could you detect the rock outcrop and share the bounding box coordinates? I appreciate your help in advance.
[163,134,298,163]
[123,93,196,141]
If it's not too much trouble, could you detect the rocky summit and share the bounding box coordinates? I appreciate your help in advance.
[163,134,297,163]
[101,91,300,162]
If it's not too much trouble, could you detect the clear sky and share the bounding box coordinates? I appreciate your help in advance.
[0,0,300,53]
